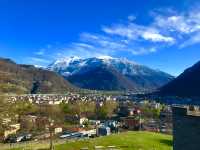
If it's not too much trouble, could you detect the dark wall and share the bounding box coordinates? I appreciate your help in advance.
[173,107,200,150]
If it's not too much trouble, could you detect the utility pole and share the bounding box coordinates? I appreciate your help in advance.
[49,119,54,150]
[139,113,142,131]
[137,109,142,131]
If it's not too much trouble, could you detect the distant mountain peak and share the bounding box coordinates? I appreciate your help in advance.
[54,56,81,65]
[48,56,173,92]
[50,56,139,68]
[48,56,142,76]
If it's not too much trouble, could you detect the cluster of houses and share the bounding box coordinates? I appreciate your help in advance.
[4,93,200,150]
[7,94,117,105]
[0,94,173,143]
[0,115,118,142]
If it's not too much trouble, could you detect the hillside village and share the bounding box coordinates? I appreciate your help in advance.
[0,93,172,147]
[1,0,200,149]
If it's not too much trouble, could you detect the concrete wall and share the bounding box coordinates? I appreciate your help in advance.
[173,107,200,150]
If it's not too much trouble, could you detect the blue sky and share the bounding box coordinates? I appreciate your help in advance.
[0,0,200,76]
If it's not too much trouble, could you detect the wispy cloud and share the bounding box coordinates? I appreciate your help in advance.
[154,11,200,34]
[79,32,157,56]
[152,7,200,48]
[131,47,157,55]
[32,4,200,66]
[128,15,136,22]
[180,32,200,48]
[102,23,175,43]
[35,49,45,55]
[34,44,53,56]
[80,33,127,50]
[27,57,51,67]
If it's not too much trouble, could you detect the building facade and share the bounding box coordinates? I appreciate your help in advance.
[173,106,200,150]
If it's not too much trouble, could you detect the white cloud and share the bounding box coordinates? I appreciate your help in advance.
[180,32,200,48]
[131,47,157,55]
[154,15,192,34]
[102,7,200,49]
[34,5,200,65]
[128,15,136,22]
[35,49,45,55]
[60,42,105,59]
[72,42,95,49]
[34,44,53,56]
[80,32,127,50]
[142,29,174,43]
[152,8,200,47]
[59,22,163,57]
[28,57,51,64]
[102,23,175,43]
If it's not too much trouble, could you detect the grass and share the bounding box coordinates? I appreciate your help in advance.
[7,131,172,150]
[56,131,172,150]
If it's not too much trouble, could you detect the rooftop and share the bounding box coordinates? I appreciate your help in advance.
[173,105,200,117]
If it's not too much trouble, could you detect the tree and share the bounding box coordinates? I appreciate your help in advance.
[38,104,64,123]
[60,101,96,118]
[96,101,118,119]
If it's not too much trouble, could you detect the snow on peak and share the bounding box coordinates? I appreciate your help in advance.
[48,56,145,77]
[48,56,81,72]
[34,65,44,69]
[117,57,139,65]
[97,55,114,60]
[54,56,80,65]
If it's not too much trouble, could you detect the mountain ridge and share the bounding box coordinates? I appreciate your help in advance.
[0,58,76,94]
[159,60,200,97]
[48,56,174,92]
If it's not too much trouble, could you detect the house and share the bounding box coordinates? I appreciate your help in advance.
[1,118,12,125]
[121,116,141,130]
[104,120,119,133]
[97,126,111,136]
[54,127,63,134]
[160,109,172,134]
[143,119,159,132]
[80,117,88,125]
[20,115,48,131]
[118,105,141,117]
[2,123,20,139]
[9,124,20,130]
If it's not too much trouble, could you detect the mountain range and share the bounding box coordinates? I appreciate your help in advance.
[159,61,200,98]
[0,58,75,94]
[1,56,200,97]
[48,56,174,92]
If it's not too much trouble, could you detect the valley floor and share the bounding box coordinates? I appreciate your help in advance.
[3,131,172,150]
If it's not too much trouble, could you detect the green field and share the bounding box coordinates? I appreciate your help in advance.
[56,131,172,150]
[7,131,172,150]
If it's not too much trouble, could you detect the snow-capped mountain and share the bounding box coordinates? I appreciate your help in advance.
[48,56,149,76]
[47,56,174,92]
